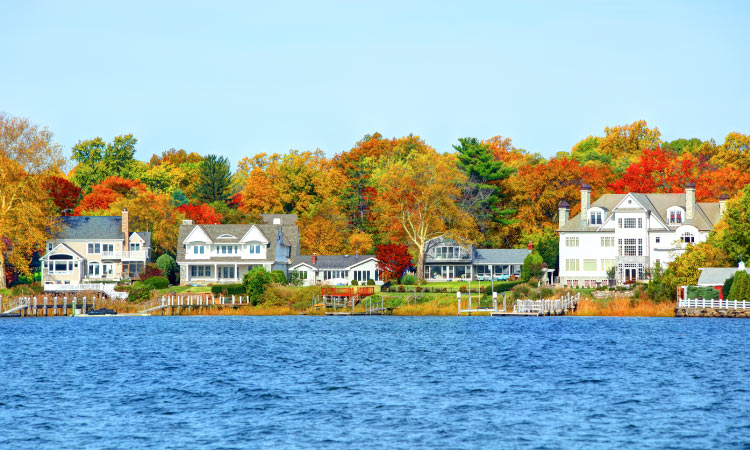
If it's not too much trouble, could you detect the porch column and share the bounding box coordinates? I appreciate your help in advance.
[214,263,218,282]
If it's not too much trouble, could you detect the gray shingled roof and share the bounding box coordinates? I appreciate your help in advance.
[474,249,530,265]
[56,216,125,240]
[135,232,152,248]
[176,223,300,263]
[290,254,376,270]
[559,193,721,232]
[697,266,750,286]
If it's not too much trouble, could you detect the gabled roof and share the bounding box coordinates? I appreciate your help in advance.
[697,267,750,286]
[290,255,376,270]
[559,192,720,232]
[176,223,299,263]
[54,216,126,240]
[473,249,530,265]
[135,232,152,248]
[41,243,85,261]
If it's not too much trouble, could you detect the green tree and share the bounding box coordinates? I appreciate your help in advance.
[197,154,231,203]
[156,254,178,285]
[454,138,516,244]
[71,134,142,192]
[715,185,750,264]
[243,266,271,305]
[521,251,544,282]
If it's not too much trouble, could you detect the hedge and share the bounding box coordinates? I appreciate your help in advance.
[143,276,169,289]
[210,283,246,295]
[686,285,720,300]
[270,270,287,284]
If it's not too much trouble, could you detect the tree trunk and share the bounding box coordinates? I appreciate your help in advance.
[0,252,5,290]
[416,244,425,282]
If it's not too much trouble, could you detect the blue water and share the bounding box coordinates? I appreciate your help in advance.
[1,316,749,449]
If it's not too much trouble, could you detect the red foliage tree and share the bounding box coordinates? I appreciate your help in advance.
[375,244,413,282]
[75,177,147,215]
[609,148,708,194]
[175,203,223,224]
[695,167,750,202]
[43,176,81,215]
[228,193,242,208]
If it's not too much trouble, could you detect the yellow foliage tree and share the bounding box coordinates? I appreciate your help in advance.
[298,199,349,254]
[109,191,183,256]
[0,113,66,173]
[713,132,750,172]
[372,149,476,281]
[348,231,374,255]
[0,156,60,288]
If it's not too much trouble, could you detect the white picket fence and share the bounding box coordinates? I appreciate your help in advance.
[514,293,580,314]
[43,283,129,300]
[678,298,750,309]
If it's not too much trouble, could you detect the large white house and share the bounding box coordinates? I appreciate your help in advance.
[557,183,727,287]
[289,254,382,286]
[175,214,299,285]
[41,208,151,287]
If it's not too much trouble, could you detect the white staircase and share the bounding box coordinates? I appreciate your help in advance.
[44,283,129,300]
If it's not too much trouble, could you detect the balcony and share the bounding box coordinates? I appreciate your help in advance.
[101,250,148,260]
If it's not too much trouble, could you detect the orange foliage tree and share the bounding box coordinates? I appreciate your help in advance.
[175,203,223,224]
[75,177,147,215]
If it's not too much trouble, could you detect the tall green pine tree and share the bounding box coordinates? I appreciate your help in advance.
[197,154,232,203]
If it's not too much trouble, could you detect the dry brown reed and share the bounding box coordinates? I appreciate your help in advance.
[572,297,674,317]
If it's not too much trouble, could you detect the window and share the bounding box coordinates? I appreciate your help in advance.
[47,242,53,252]
[291,270,308,280]
[219,266,235,279]
[600,237,614,247]
[601,259,615,272]
[130,242,141,251]
[590,211,602,225]
[323,270,348,280]
[655,236,661,243]
[435,246,462,259]
[583,259,597,271]
[102,263,114,277]
[618,218,622,228]
[353,270,372,282]
[48,255,74,274]
[638,218,643,228]
[669,210,683,225]
[192,245,204,255]
[565,259,579,272]
[619,239,643,256]
[623,218,637,228]
[682,232,695,243]
[255,245,261,253]
[565,237,579,247]
[88,262,100,277]
[87,243,101,254]
[190,265,212,277]
[250,245,255,254]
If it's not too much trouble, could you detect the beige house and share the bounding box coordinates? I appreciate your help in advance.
[41,208,151,291]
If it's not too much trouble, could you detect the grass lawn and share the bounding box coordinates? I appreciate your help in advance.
[154,285,212,295]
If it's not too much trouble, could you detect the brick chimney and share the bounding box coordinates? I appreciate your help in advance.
[312,253,317,264]
[122,207,129,250]
[685,182,696,220]
[719,194,729,216]
[580,184,591,225]
[558,200,570,228]
[528,241,534,251]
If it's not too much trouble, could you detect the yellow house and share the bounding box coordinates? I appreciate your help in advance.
[41,208,151,293]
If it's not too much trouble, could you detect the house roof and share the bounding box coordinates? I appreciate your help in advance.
[290,254,376,270]
[473,249,531,265]
[41,243,85,261]
[55,216,125,240]
[697,266,750,286]
[176,223,299,263]
[135,232,152,248]
[558,193,721,232]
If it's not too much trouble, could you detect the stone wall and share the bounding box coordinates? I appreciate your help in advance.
[591,290,634,299]
[674,307,750,318]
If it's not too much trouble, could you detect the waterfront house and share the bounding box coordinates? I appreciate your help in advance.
[41,208,151,288]
[695,262,749,296]
[289,254,382,286]
[557,183,727,287]
[422,236,530,281]
[176,214,299,285]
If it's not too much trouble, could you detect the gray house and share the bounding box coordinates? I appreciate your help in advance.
[423,237,530,281]
[175,214,299,285]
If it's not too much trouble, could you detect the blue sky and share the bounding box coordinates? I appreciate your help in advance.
[1,0,748,167]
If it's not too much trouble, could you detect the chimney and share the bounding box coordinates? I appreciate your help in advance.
[312,253,317,264]
[685,182,696,220]
[558,200,570,228]
[122,207,129,250]
[528,241,534,251]
[580,184,591,225]
[719,194,729,216]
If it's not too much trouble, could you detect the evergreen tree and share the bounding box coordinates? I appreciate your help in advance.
[196,154,231,203]
[454,138,515,244]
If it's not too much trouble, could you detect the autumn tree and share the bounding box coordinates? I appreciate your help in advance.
[298,198,349,254]
[110,191,182,256]
[482,136,544,169]
[75,177,147,215]
[71,135,144,191]
[238,167,282,216]
[712,132,750,173]
[0,156,59,288]
[0,112,66,173]
[375,244,412,281]
[372,148,476,281]
[43,176,81,215]
[598,120,662,169]
[175,203,223,224]
[348,231,374,255]
[196,154,232,203]
[609,148,707,194]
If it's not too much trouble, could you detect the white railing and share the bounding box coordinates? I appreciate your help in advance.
[44,282,128,300]
[101,250,148,260]
[514,293,580,314]
[678,298,750,309]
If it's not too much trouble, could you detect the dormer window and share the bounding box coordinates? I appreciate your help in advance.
[589,211,602,225]
[681,232,695,243]
[217,234,237,239]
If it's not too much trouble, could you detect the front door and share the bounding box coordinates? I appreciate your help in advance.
[624,268,636,282]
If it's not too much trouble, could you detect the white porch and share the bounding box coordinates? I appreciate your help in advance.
[182,262,271,284]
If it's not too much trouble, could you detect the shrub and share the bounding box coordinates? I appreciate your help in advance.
[143,276,169,289]
[156,254,179,285]
[401,274,417,285]
[128,283,152,303]
[397,285,406,293]
[723,275,735,300]
[490,280,524,293]
[367,279,375,286]
[415,286,422,293]
[140,262,162,281]
[511,283,531,300]
[243,266,271,305]
[210,284,245,296]
[459,285,468,293]
[270,270,287,285]
[527,277,540,286]
[686,285,719,300]
[540,287,555,298]
[351,279,358,286]
[521,252,544,282]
